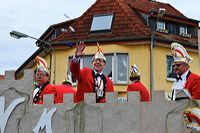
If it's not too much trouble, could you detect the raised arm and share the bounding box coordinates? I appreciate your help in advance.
[70,42,86,79]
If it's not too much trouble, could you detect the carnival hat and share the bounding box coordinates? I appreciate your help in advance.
[130,64,140,78]
[92,42,106,63]
[35,56,50,74]
[171,42,193,64]
[63,74,72,85]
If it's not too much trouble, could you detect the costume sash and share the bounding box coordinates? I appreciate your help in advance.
[33,81,49,103]
[92,70,107,102]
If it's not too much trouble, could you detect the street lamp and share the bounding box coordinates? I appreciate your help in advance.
[10,30,56,85]
[150,8,166,100]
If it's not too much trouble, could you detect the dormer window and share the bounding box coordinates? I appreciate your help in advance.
[156,21,165,30]
[156,21,168,33]
[90,14,114,32]
[180,25,187,34]
[179,25,191,38]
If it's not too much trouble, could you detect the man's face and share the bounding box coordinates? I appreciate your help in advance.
[92,58,106,73]
[35,70,49,86]
[173,62,189,76]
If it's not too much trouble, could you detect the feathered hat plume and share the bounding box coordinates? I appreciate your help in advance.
[92,42,106,62]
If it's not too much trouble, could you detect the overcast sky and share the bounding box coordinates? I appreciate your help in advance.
[0,0,199,75]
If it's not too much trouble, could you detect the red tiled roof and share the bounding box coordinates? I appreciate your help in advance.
[156,32,197,46]
[127,0,197,26]
[52,0,198,46]
[126,0,185,17]
[54,0,150,41]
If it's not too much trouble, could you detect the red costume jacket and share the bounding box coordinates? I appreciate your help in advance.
[127,81,150,102]
[55,84,76,103]
[185,72,200,99]
[70,60,114,103]
[33,83,57,104]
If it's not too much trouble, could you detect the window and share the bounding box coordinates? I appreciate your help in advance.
[156,21,165,30]
[68,53,129,85]
[180,25,187,35]
[156,21,168,33]
[82,55,93,68]
[179,25,192,37]
[180,25,187,34]
[90,14,114,32]
[166,55,176,80]
[115,53,128,83]
[68,57,77,84]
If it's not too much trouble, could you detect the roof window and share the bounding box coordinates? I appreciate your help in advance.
[90,14,114,32]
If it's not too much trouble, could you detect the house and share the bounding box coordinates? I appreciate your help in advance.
[15,0,200,99]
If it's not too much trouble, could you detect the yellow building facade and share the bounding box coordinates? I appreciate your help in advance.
[39,42,199,98]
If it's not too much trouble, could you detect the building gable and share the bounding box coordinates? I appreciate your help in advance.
[54,0,151,43]
[52,0,199,47]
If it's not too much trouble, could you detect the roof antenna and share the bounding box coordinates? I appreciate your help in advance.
[63,13,70,19]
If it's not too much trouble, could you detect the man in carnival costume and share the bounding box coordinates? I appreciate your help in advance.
[55,74,76,103]
[171,42,200,100]
[33,56,57,104]
[170,43,200,133]
[70,42,114,103]
[127,64,150,101]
